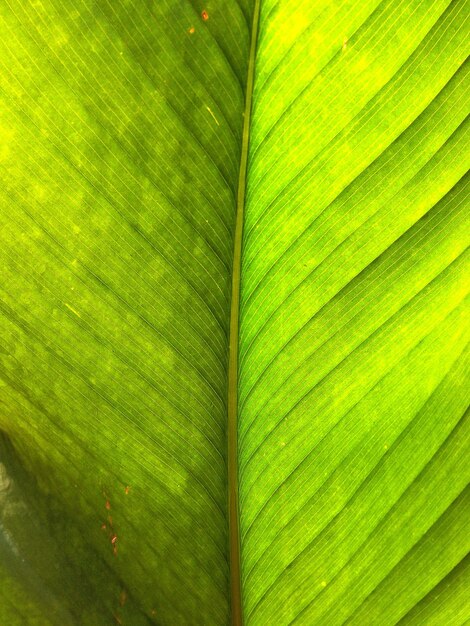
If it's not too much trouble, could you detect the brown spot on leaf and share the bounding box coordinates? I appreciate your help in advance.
[201,10,209,21]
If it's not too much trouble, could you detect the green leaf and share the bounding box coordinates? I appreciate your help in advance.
[238,2,470,623]
[0,1,468,625]
[0,1,251,623]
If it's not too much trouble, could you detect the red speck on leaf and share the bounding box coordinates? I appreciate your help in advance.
[201,10,209,21]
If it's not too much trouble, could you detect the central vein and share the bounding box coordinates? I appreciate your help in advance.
[227,2,261,625]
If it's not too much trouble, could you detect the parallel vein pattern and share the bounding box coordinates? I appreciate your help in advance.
[0,1,252,624]
[239,1,470,624]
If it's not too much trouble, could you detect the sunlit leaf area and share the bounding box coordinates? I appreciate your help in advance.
[0,1,468,624]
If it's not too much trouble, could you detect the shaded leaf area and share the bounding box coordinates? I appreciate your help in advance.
[0,433,125,626]
[239,1,470,624]
[0,1,251,623]
[399,552,470,625]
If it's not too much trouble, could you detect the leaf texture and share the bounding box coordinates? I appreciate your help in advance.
[0,1,252,623]
[239,0,470,624]
[0,1,468,625]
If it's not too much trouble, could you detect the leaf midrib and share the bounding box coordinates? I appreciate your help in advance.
[228,2,262,624]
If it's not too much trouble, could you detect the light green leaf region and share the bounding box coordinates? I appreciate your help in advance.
[239,0,469,624]
[0,1,469,625]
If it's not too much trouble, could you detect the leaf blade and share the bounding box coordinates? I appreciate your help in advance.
[240,1,470,623]
[0,1,252,623]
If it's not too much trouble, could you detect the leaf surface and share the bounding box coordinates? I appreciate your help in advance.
[0,1,469,625]
[239,0,470,624]
[0,1,251,623]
